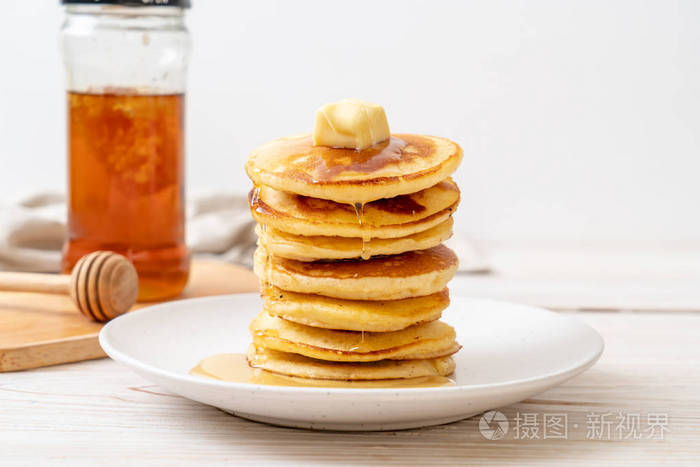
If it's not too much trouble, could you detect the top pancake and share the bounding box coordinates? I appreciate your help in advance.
[245,133,463,204]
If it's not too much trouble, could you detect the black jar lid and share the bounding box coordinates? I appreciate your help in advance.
[62,0,191,7]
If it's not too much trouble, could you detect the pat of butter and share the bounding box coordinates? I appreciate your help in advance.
[313,99,390,150]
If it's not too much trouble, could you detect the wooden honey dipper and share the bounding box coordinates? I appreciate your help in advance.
[0,251,138,322]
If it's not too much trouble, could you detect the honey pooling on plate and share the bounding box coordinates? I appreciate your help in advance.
[62,91,189,301]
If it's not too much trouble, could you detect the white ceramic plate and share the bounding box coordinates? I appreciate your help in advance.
[100,293,603,431]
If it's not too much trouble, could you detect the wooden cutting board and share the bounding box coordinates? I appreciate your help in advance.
[0,260,258,372]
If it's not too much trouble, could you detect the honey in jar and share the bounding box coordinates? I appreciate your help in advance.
[60,1,192,300]
[62,91,189,301]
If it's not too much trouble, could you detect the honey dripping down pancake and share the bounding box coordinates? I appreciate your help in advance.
[250,312,461,363]
[253,244,459,301]
[257,217,454,262]
[248,177,459,239]
[245,134,463,204]
[262,286,450,332]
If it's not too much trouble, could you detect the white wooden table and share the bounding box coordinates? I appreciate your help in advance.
[2,244,699,466]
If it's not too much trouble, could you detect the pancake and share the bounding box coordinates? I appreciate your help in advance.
[245,133,463,204]
[263,286,449,332]
[250,312,460,362]
[247,345,456,380]
[257,217,453,261]
[253,244,458,301]
[249,178,459,239]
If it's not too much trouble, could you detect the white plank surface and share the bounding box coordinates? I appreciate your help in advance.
[451,241,700,311]
[1,311,698,466]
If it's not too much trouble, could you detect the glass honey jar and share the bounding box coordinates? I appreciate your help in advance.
[60,0,191,301]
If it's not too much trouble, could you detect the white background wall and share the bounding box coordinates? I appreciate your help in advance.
[1,0,699,244]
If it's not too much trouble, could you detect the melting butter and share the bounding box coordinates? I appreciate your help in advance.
[313,99,390,150]
[190,353,454,389]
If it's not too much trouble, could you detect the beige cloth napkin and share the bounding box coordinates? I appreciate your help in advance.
[0,192,257,273]
[0,192,487,273]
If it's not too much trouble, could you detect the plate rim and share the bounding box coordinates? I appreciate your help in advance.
[99,293,604,396]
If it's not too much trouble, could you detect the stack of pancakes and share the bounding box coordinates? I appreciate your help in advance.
[245,133,463,383]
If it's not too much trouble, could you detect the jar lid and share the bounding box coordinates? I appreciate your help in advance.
[62,0,191,7]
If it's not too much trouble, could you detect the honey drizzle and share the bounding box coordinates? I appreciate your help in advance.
[251,183,274,292]
[250,185,261,207]
[265,228,275,292]
[353,202,372,260]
